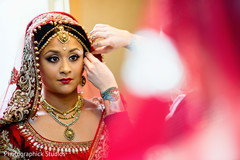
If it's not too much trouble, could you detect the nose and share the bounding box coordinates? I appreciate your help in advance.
[60,59,71,75]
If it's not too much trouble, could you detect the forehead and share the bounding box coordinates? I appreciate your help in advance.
[41,36,83,54]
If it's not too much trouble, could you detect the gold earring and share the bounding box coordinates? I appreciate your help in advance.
[80,76,86,87]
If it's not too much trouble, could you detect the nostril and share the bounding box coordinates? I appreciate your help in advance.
[60,61,71,74]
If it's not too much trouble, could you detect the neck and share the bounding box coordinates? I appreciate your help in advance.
[42,90,79,112]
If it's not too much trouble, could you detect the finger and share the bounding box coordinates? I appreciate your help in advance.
[94,24,109,28]
[92,46,112,54]
[83,65,92,80]
[90,24,109,35]
[92,39,112,49]
[83,65,89,74]
[83,56,93,69]
[92,24,109,31]
[83,64,88,72]
[90,28,107,36]
[85,52,99,63]
[90,31,109,43]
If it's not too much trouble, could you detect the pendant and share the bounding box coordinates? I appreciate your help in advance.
[64,127,75,141]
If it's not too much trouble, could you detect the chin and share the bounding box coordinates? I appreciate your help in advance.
[58,88,77,95]
[49,86,77,96]
[44,83,78,95]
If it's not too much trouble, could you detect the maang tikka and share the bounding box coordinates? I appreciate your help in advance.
[57,25,70,50]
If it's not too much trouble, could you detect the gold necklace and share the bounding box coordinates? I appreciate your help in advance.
[45,100,78,116]
[41,94,83,141]
[42,98,80,120]
[51,108,78,120]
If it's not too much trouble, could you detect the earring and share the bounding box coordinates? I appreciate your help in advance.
[80,75,86,87]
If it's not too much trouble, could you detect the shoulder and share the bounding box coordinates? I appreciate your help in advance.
[83,97,105,118]
[0,122,25,140]
[0,122,21,133]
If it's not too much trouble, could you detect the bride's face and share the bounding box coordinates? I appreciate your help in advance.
[39,36,84,95]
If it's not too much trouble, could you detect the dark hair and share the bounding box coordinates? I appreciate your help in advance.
[34,25,102,61]
[34,23,91,54]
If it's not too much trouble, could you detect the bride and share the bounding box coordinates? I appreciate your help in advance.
[0,11,126,160]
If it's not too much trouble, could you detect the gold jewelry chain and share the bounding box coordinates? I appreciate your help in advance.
[42,96,79,115]
[37,25,90,53]
[41,94,83,119]
[51,108,78,120]
[40,94,84,141]
[41,101,78,120]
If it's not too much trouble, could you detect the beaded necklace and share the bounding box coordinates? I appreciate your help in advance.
[41,94,83,141]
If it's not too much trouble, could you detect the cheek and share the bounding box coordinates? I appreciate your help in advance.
[75,58,84,73]
[39,63,56,85]
[73,60,84,81]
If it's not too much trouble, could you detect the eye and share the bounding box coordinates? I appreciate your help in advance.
[69,54,80,61]
[46,56,59,63]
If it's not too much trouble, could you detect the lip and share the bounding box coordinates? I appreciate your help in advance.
[59,78,72,84]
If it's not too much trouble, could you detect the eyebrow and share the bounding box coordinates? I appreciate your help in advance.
[44,50,59,56]
[69,48,82,53]
[43,48,82,56]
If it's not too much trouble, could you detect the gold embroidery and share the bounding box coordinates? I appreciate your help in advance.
[0,130,22,159]
[17,122,92,155]
[1,12,90,125]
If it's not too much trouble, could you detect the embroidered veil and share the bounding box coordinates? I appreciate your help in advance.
[0,11,102,126]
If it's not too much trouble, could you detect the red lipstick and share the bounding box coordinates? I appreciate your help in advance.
[59,78,72,84]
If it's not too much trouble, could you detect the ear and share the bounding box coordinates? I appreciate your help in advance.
[81,67,85,75]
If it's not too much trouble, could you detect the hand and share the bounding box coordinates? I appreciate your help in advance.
[90,24,133,54]
[83,52,118,92]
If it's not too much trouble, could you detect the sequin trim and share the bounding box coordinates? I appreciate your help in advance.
[17,122,92,155]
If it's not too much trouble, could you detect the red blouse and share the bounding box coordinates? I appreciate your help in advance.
[0,111,109,160]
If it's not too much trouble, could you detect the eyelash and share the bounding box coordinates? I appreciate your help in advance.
[46,56,59,63]
[69,54,80,61]
[46,54,80,63]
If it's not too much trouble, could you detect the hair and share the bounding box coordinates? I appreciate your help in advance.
[35,23,90,53]
[29,11,102,61]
